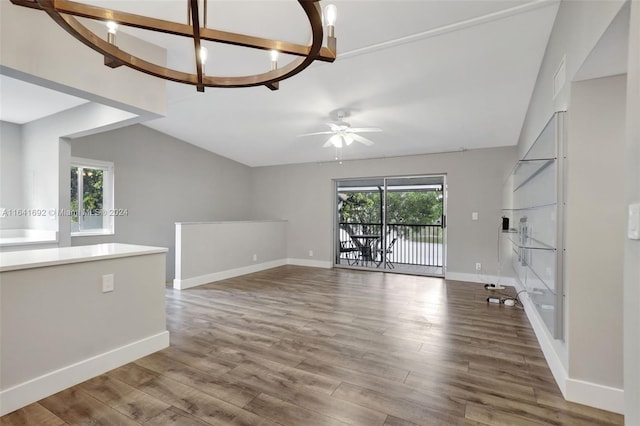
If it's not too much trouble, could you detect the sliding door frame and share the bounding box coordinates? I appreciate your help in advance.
[333,174,447,276]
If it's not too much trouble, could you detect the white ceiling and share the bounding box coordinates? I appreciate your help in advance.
[0,75,88,124]
[0,0,563,167]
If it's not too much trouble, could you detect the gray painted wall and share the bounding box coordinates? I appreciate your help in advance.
[71,125,516,282]
[567,74,626,390]
[70,125,253,280]
[624,1,640,422]
[0,1,166,118]
[174,220,287,289]
[0,121,24,229]
[250,147,517,277]
[18,103,137,246]
[0,250,167,415]
[517,0,626,157]
[514,0,630,412]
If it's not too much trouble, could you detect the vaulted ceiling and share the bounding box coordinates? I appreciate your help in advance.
[0,1,561,167]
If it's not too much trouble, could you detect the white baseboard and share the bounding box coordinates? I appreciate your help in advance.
[174,258,333,290]
[286,258,333,269]
[0,331,169,416]
[566,378,624,414]
[514,280,624,414]
[516,284,569,397]
[173,259,287,289]
[445,271,516,287]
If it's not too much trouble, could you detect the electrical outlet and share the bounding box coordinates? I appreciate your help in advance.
[472,212,479,221]
[308,250,314,257]
[102,274,114,293]
[252,254,257,262]
[475,263,482,272]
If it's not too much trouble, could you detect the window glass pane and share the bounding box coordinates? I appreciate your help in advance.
[337,183,382,238]
[70,159,114,235]
[82,168,104,230]
[70,166,79,233]
[385,191,443,225]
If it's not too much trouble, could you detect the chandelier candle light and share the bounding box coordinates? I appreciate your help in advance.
[11,0,337,92]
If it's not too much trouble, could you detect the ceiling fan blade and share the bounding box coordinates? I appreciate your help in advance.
[351,133,375,146]
[324,134,342,148]
[327,123,341,131]
[346,127,382,133]
[298,131,334,137]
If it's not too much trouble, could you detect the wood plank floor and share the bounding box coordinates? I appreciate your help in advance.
[2,266,624,425]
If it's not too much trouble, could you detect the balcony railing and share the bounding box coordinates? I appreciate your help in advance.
[338,222,443,267]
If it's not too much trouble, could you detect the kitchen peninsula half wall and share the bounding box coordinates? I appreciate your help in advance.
[0,243,169,415]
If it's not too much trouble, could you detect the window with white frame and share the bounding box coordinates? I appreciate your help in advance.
[70,157,114,235]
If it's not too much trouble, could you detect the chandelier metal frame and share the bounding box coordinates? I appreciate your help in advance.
[11,0,337,92]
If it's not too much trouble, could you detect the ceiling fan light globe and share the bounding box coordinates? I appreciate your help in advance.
[311,118,379,149]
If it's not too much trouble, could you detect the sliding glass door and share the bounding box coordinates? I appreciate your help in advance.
[334,175,446,276]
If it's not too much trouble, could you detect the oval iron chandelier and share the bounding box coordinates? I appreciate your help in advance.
[11,0,337,92]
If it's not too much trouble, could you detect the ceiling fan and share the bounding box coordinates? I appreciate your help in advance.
[299,111,382,148]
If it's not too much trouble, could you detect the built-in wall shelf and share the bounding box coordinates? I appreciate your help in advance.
[504,232,556,251]
[503,111,566,339]
[502,202,557,212]
[512,159,555,192]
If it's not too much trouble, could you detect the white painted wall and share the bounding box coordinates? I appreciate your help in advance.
[58,138,71,248]
[623,1,640,423]
[174,220,287,289]
[21,123,61,234]
[0,121,24,230]
[250,146,517,279]
[565,75,626,408]
[70,125,253,280]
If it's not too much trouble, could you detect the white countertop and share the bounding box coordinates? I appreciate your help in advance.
[0,237,58,247]
[0,243,168,272]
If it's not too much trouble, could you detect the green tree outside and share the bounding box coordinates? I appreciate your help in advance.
[339,191,442,224]
[339,190,443,242]
[70,166,104,225]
